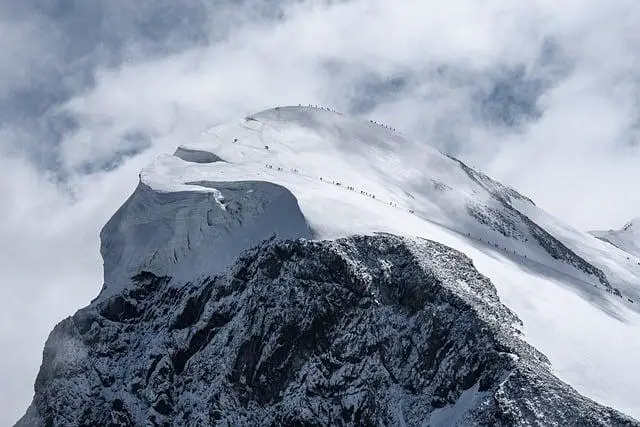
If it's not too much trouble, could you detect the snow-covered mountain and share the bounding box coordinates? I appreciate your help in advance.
[18,106,640,425]
[591,218,640,259]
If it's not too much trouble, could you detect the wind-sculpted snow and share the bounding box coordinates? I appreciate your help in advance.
[17,235,637,426]
[99,180,313,297]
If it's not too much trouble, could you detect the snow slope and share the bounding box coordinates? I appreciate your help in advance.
[591,218,640,259]
[93,106,640,418]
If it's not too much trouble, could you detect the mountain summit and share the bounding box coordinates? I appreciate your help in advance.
[18,106,640,425]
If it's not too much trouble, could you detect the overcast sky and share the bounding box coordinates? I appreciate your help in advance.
[2,0,640,423]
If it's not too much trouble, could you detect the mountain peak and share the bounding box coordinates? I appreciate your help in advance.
[18,106,640,424]
[590,217,640,258]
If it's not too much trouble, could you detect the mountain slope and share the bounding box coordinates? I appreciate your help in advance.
[17,236,637,426]
[591,218,640,259]
[19,105,640,423]
[150,106,640,303]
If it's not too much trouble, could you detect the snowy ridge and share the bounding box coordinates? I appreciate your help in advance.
[19,105,640,423]
[136,105,639,302]
[591,218,640,259]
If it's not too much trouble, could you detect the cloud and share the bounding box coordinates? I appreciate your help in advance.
[55,0,640,228]
[2,0,640,423]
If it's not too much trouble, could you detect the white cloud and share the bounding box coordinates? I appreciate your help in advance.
[58,0,640,229]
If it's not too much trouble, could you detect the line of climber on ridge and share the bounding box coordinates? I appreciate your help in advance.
[294,103,396,131]
[258,161,635,305]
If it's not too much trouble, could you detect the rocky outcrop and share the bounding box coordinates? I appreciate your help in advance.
[17,235,637,426]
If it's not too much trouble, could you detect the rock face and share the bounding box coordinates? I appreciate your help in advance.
[17,235,637,426]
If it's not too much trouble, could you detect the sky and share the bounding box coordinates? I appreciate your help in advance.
[2,0,640,423]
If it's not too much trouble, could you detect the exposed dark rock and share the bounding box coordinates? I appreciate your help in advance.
[17,235,638,426]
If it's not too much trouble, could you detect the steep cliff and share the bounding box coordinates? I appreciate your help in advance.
[17,235,637,426]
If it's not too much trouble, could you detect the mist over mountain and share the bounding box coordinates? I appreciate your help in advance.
[5,2,640,425]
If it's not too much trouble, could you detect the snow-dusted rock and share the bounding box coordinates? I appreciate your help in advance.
[17,235,637,426]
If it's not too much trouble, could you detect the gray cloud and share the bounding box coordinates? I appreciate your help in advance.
[2,0,640,423]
